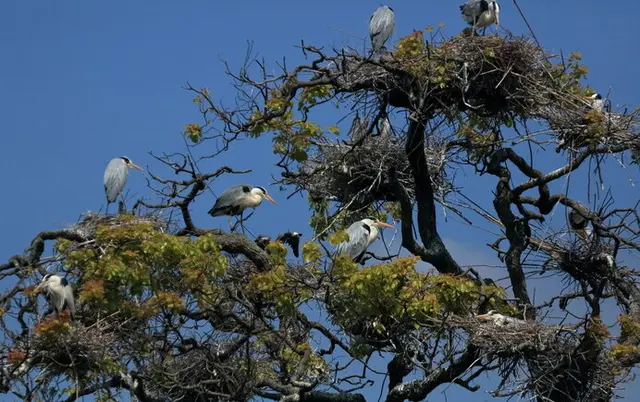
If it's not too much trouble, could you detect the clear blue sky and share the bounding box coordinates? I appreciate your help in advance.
[1,1,639,401]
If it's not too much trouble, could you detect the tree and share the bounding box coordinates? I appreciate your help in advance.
[1,28,639,402]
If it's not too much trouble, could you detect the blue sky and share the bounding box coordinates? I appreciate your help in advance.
[1,1,639,401]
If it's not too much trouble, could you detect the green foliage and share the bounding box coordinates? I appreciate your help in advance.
[331,257,507,334]
[297,85,333,112]
[57,223,227,316]
[248,265,306,315]
[619,315,640,345]
[302,241,322,263]
[184,123,202,143]
[545,51,589,94]
[328,230,349,246]
[266,241,288,265]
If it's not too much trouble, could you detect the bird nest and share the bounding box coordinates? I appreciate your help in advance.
[71,212,167,241]
[463,317,578,358]
[28,319,117,377]
[283,133,451,211]
[335,35,550,117]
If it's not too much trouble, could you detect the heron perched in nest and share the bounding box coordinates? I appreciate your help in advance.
[208,184,276,230]
[460,0,500,36]
[369,5,395,53]
[34,274,75,320]
[583,92,605,113]
[255,231,303,258]
[475,310,524,326]
[103,156,144,214]
[334,218,395,263]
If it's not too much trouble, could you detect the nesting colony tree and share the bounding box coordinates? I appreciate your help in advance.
[1,19,639,402]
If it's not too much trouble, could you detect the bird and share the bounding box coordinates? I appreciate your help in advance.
[583,93,604,113]
[379,116,392,137]
[208,184,276,229]
[460,0,500,36]
[475,310,523,326]
[34,274,75,320]
[369,5,395,54]
[103,156,144,214]
[255,232,304,258]
[567,203,592,241]
[334,218,395,263]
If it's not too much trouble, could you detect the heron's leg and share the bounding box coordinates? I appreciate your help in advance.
[239,212,246,234]
[481,26,487,36]
[105,202,110,215]
[228,216,234,232]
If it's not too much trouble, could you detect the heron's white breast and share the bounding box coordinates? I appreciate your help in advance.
[476,11,497,27]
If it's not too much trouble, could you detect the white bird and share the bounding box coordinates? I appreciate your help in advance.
[583,93,604,113]
[103,156,144,214]
[369,5,395,54]
[34,274,75,319]
[379,116,392,137]
[334,218,395,263]
[460,0,500,36]
[567,203,591,241]
[255,231,303,258]
[208,184,276,230]
[475,310,523,326]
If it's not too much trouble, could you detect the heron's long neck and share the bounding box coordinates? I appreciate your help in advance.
[367,226,380,246]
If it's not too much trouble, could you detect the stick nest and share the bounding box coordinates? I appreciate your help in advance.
[284,133,451,211]
[71,212,167,240]
[29,320,117,377]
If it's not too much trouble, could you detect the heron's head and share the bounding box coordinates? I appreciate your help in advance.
[363,218,395,230]
[291,232,303,238]
[34,273,57,293]
[120,156,144,171]
[253,186,276,204]
[475,310,497,320]
[584,93,602,101]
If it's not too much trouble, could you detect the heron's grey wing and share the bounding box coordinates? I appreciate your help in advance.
[209,184,251,215]
[369,8,395,50]
[64,286,75,314]
[103,159,128,203]
[460,0,481,24]
[334,223,370,260]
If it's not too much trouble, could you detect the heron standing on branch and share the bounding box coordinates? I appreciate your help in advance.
[460,0,500,36]
[369,5,395,54]
[103,156,144,215]
[334,218,395,263]
[34,274,75,320]
[208,184,276,231]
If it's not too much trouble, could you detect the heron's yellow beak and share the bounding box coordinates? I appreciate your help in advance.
[33,283,44,294]
[475,314,490,319]
[264,194,276,204]
[127,162,144,171]
[376,221,395,229]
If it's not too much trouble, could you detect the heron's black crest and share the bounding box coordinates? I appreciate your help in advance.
[120,156,131,163]
[595,93,603,100]
[42,273,52,282]
[255,186,267,194]
[61,277,69,286]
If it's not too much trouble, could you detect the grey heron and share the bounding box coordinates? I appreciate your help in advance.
[379,115,392,137]
[475,310,523,326]
[583,93,604,113]
[460,0,500,36]
[334,218,395,263]
[34,274,75,320]
[103,156,143,214]
[567,203,592,241]
[255,231,303,258]
[369,5,395,54]
[208,184,276,230]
